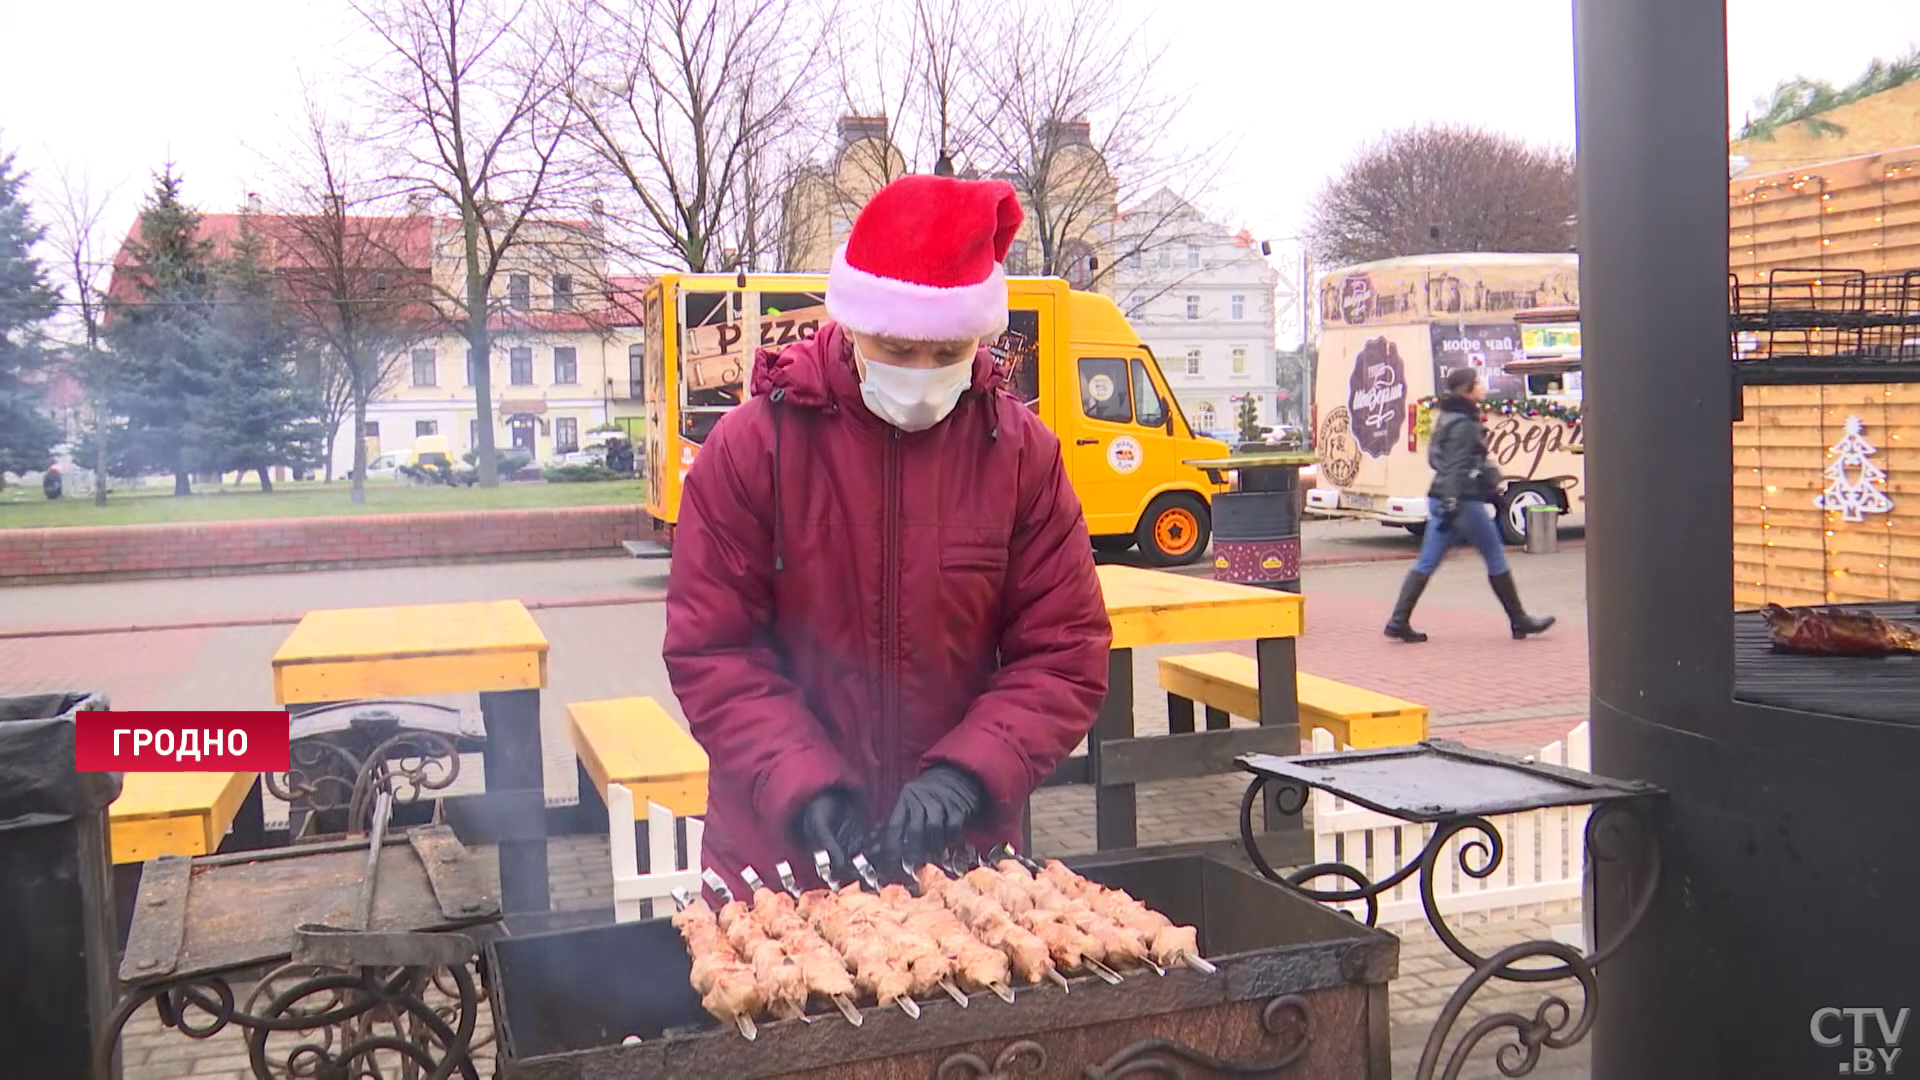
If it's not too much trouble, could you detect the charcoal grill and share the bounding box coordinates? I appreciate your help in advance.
[1732,604,1920,722]
[487,852,1397,1079]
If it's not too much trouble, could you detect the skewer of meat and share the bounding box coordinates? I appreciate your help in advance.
[886,885,1016,1004]
[1036,859,1216,974]
[915,864,1071,993]
[669,895,762,1040]
[800,884,924,1018]
[714,894,812,1023]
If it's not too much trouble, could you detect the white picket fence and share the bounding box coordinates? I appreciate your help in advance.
[606,783,706,923]
[1308,722,1592,926]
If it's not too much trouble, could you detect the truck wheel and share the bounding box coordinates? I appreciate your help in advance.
[1135,494,1211,567]
[1092,536,1136,554]
[1496,485,1555,546]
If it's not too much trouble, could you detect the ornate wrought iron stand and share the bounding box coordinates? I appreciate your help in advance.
[1235,740,1664,1079]
[97,808,500,1080]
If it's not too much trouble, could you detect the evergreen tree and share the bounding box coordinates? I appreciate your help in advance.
[102,168,221,494]
[0,148,61,479]
[192,215,320,490]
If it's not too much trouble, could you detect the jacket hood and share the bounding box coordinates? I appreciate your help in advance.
[750,321,1008,410]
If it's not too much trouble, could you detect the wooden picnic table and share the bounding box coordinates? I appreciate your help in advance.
[272,600,552,917]
[1040,565,1305,853]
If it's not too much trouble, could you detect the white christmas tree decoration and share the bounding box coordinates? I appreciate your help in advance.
[1814,415,1894,523]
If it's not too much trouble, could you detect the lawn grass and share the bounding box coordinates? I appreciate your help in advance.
[0,478,646,529]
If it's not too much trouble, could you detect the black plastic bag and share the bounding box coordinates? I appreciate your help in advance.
[0,692,122,830]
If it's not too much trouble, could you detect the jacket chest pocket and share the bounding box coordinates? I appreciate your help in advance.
[938,539,1011,657]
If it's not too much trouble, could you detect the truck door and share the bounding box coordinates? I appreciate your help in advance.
[1065,349,1189,538]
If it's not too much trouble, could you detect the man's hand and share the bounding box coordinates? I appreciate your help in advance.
[1441,496,1461,526]
[793,788,866,882]
[880,765,984,869]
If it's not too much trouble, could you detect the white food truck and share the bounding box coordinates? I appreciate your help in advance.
[1306,253,1587,544]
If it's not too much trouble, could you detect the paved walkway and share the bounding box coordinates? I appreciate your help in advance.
[8,523,1592,1079]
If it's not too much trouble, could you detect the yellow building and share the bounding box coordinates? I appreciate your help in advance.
[782,115,1118,294]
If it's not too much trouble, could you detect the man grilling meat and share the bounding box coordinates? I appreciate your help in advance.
[663,175,1112,899]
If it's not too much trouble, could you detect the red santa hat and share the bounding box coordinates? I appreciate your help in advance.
[827,175,1024,343]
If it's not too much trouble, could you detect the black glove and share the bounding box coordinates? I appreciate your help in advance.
[1440,496,1461,526]
[881,765,985,868]
[793,788,866,883]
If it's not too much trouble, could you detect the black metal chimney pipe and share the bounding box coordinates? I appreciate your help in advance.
[1578,1,1920,1075]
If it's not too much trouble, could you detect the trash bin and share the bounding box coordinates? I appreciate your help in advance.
[0,693,122,1075]
[1525,504,1561,554]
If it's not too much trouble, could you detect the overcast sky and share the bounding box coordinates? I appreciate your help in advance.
[4,0,1918,270]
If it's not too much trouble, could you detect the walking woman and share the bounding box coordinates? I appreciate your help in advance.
[1384,367,1555,642]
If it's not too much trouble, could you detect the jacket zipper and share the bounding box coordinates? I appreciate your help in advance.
[879,427,903,809]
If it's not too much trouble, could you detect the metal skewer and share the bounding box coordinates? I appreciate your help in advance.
[987,981,1017,1004]
[1178,952,1217,974]
[775,861,800,896]
[813,850,839,889]
[670,887,695,912]
[1084,959,1126,985]
[832,995,864,1026]
[1043,966,1072,993]
[803,853,872,1028]
[736,1016,758,1041]
[894,995,921,1019]
[851,853,883,892]
[740,866,767,894]
[702,869,736,906]
[1139,955,1168,977]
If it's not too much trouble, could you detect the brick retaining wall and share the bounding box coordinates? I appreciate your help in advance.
[0,504,646,584]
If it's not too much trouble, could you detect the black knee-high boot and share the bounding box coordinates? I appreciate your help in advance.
[1384,570,1431,643]
[1490,571,1555,639]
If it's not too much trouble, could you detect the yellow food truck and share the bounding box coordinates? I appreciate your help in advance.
[635,272,1229,565]
[1307,253,1586,544]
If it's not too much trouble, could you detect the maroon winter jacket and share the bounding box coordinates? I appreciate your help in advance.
[663,323,1111,896]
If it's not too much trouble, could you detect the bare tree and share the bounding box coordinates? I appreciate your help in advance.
[570,0,832,273]
[1308,124,1576,266]
[956,0,1227,289]
[40,166,121,506]
[352,0,585,486]
[270,96,443,503]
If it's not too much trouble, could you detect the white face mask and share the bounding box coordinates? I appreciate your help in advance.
[855,352,972,432]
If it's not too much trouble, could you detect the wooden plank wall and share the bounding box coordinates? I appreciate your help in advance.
[1730,149,1920,280]
[1734,384,1920,607]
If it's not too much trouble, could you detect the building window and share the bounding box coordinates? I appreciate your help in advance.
[465,348,477,386]
[555,416,579,453]
[1156,248,1171,270]
[1062,240,1094,289]
[628,344,644,398]
[1185,349,1202,376]
[415,420,438,438]
[411,348,436,387]
[552,275,574,310]
[365,421,380,438]
[1187,244,1201,269]
[510,346,533,386]
[1231,294,1245,320]
[1185,296,1200,320]
[508,274,531,311]
[1123,250,1141,270]
[1232,347,1248,376]
[1007,240,1031,276]
[1195,402,1217,431]
[553,346,578,384]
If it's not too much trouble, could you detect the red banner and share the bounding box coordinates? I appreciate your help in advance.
[74,711,291,773]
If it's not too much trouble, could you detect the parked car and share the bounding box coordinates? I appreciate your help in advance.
[364,452,405,481]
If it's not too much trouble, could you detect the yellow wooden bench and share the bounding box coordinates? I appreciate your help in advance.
[566,696,708,818]
[109,771,259,865]
[1158,652,1429,749]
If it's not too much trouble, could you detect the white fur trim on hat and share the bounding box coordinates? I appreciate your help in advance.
[826,244,1010,343]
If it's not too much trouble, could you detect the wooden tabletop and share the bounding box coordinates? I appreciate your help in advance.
[109,771,259,865]
[272,600,550,705]
[1098,564,1304,649]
